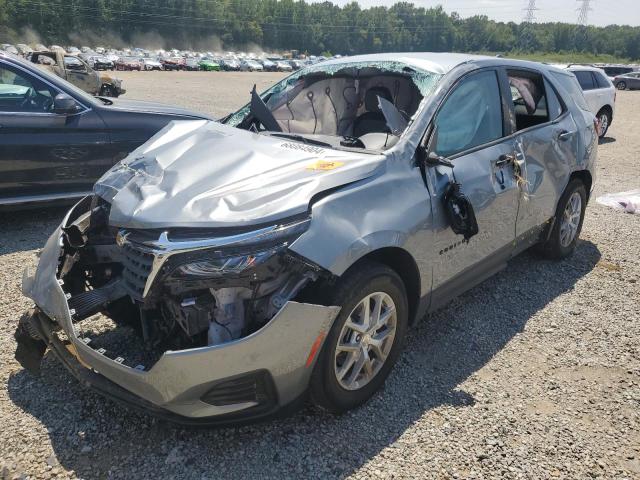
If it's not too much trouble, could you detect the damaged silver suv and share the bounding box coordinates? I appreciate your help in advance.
[15,53,598,425]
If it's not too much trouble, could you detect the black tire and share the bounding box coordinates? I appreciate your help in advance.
[537,178,587,260]
[616,81,627,90]
[309,261,408,413]
[596,108,611,138]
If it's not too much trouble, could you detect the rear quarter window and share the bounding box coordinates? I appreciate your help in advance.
[551,72,591,112]
[573,70,596,90]
[593,71,612,89]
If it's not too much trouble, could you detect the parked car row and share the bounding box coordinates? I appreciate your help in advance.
[113,56,299,72]
[1,43,335,73]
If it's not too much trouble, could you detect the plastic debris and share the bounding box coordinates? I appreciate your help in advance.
[596,190,640,214]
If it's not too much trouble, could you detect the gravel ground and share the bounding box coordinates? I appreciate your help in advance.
[1,72,639,480]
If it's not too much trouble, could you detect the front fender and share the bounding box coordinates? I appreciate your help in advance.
[289,158,434,297]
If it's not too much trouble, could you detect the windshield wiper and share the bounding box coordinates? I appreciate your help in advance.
[95,96,113,105]
[268,132,333,149]
[378,96,408,136]
[250,84,281,132]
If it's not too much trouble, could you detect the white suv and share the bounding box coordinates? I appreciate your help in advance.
[566,66,616,138]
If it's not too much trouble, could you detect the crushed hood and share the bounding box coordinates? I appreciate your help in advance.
[95,121,385,229]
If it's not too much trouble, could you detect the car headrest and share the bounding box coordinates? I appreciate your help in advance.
[364,86,392,112]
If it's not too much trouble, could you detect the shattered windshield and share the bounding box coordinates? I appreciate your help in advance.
[224,60,442,151]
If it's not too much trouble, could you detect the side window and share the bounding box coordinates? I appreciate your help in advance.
[551,72,590,112]
[432,70,503,157]
[507,69,550,131]
[64,56,87,72]
[573,71,596,90]
[0,64,56,113]
[593,72,611,89]
[544,79,563,120]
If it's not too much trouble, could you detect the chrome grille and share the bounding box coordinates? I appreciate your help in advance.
[120,242,154,300]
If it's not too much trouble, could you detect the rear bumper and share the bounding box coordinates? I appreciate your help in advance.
[19,222,340,424]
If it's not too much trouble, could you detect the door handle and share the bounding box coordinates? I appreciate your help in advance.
[557,130,575,141]
[495,153,515,167]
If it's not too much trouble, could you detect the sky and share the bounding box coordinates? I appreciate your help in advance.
[311,0,640,27]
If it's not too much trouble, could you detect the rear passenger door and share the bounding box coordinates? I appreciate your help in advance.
[502,68,577,243]
[426,69,520,302]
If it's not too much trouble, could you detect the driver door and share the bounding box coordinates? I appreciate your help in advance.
[425,69,520,308]
[0,61,110,202]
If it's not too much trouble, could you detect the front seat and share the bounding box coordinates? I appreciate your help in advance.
[353,86,393,137]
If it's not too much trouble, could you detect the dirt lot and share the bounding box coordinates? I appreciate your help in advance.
[0,71,639,480]
[117,70,287,117]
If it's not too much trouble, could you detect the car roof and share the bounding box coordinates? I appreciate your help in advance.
[317,52,566,75]
[566,65,606,73]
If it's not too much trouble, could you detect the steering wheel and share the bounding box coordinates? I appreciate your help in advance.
[40,95,55,112]
[18,87,37,110]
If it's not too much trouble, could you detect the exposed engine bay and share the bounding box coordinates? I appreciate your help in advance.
[57,195,332,366]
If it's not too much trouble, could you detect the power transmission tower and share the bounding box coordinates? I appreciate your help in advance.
[520,0,538,51]
[523,0,538,24]
[575,0,593,50]
[577,0,592,26]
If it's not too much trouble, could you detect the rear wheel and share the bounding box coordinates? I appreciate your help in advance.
[537,179,587,260]
[310,261,408,413]
[596,108,611,138]
[616,81,627,90]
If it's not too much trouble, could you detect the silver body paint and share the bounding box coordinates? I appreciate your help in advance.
[22,53,597,421]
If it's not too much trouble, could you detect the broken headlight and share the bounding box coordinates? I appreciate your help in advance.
[175,249,276,278]
[170,217,310,279]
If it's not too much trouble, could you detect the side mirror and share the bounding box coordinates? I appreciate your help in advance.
[53,93,78,115]
[427,151,454,168]
[417,124,453,168]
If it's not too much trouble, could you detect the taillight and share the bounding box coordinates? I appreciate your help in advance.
[594,117,601,136]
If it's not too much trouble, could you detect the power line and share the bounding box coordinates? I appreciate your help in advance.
[12,0,469,33]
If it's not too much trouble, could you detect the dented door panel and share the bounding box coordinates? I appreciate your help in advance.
[513,114,577,237]
[428,141,519,291]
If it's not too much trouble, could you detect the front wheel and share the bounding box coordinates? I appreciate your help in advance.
[310,261,408,413]
[537,179,587,260]
[616,81,627,90]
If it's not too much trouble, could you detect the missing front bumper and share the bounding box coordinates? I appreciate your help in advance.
[18,225,340,422]
[16,310,289,426]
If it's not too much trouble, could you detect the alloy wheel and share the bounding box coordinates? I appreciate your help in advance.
[334,292,397,391]
[598,113,609,136]
[559,191,582,247]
